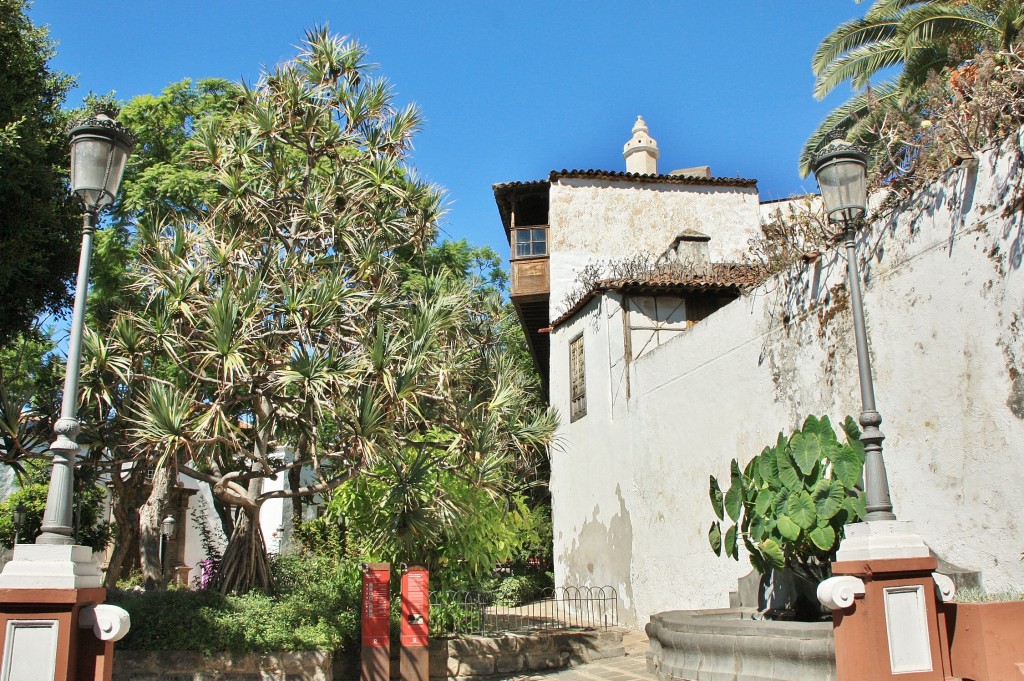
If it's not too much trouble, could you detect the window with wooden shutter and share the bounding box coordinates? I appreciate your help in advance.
[569,334,586,421]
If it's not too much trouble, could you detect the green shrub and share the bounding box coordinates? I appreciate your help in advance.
[0,467,111,550]
[108,552,363,653]
[494,572,552,606]
[709,415,866,585]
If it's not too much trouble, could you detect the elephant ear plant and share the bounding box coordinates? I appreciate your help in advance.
[709,415,866,586]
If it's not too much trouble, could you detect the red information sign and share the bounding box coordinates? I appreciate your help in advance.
[400,566,429,647]
[362,564,390,647]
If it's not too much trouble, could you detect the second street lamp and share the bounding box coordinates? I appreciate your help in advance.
[36,110,134,545]
[811,139,896,523]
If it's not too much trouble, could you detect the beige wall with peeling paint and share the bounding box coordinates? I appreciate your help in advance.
[549,132,1024,629]
[548,179,761,320]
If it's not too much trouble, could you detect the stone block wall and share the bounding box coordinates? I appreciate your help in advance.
[112,629,624,681]
[112,650,331,681]
[428,629,625,680]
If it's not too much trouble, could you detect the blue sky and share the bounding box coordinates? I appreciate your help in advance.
[31,1,864,259]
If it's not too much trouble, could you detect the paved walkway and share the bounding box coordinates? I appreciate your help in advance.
[502,628,654,681]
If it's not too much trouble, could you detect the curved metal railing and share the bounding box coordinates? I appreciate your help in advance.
[430,585,618,636]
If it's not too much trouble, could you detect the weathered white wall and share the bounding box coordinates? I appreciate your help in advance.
[549,134,1024,628]
[548,179,761,319]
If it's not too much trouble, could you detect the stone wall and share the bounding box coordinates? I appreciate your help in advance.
[112,630,624,681]
[549,132,1024,627]
[429,629,624,680]
[112,650,331,681]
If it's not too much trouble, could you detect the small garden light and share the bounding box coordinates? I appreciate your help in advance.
[12,503,28,544]
[162,514,176,538]
[811,139,895,522]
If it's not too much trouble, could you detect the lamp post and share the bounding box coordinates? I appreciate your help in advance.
[161,514,176,581]
[36,111,134,545]
[12,504,27,545]
[811,139,896,522]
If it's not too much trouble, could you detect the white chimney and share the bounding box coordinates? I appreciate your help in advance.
[623,115,659,175]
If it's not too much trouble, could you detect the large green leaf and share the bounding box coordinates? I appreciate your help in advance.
[730,458,742,482]
[777,514,801,541]
[772,489,791,517]
[844,492,867,521]
[750,516,766,542]
[759,538,786,569]
[842,415,866,458]
[748,542,766,573]
[802,414,835,441]
[725,478,744,522]
[758,445,777,482]
[814,479,846,520]
[754,489,774,517]
[790,431,823,476]
[809,525,837,551]
[787,490,817,529]
[709,475,724,521]
[724,524,738,560]
[830,444,864,489]
[709,521,722,555]
[776,448,802,490]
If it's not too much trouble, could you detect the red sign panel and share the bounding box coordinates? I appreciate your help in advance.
[400,566,429,647]
[362,564,390,647]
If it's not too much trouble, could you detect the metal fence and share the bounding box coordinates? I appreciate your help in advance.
[430,585,618,636]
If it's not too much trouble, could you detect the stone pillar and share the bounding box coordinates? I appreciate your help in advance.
[0,545,130,680]
[818,521,953,681]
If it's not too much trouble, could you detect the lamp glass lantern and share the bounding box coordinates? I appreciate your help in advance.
[811,141,868,226]
[68,112,134,214]
[162,514,176,539]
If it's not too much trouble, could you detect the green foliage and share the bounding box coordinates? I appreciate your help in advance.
[0,464,111,550]
[0,0,79,341]
[803,0,1024,176]
[105,27,555,594]
[109,552,363,653]
[292,517,348,560]
[709,415,866,585]
[429,593,482,637]
[329,451,551,586]
[0,330,62,473]
[494,572,553,607]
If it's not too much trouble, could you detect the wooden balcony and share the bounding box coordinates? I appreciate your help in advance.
[511,256,550,299]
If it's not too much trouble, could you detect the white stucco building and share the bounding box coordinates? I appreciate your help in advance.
[496,119,1024,628]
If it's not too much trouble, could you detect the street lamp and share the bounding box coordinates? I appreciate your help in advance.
[161,515,176,581]
[12,504,27,545]
[811,139,896,522]
[161,515,176,539]
[36,110,134,545]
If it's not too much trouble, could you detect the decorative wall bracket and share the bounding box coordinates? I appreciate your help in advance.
[931,573,956,603]
[817,575,866,611]
[78,603,131,642]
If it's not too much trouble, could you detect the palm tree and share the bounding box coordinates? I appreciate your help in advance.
[801,0,1024,175]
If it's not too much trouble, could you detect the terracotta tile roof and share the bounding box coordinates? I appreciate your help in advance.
[550,263,766,330]
[492,171,758,193]
[550,169,758,188]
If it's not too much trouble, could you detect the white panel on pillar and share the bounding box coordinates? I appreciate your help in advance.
[883,585,933,674]
[1,619,59,681]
